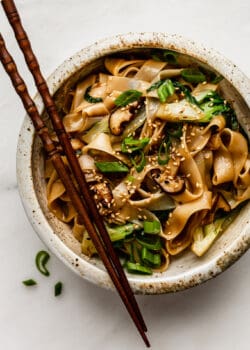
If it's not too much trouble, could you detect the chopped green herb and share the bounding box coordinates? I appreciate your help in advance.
[167,123,183,138]
[84,86,103,103]
[131,150,146,172]
[95,161,129,173]
[181,68,206,84]
[146,80,165,93]
[143,220,161,234]
[54,282,63,297]
[126,261,152,275]
[22,279,37,286]
[114,90,142,107]
[157,79,175,103]
[136,233,162,250]
[121,136,150,153]
[151,49,178,64]
[158,136,171,165]
[107,223,135,242]
[35,250,50,276]
[141,247,161,267]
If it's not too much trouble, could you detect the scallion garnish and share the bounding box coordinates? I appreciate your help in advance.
[131,150,146,173]
[35,250,50,276]
[158,136,171,165]
[141,247,161,267]
[107,223,134,242]
[146,80,165,93]
[95,161,129,173]
[84,86,103,103]
[181,68,206,84]
[114,89,142,107]
[136,234,162,251]
[22,279,37,286]
[126,261,152,275]
[54,282,63,297]
[143,220,161,234]
[121,136,150,153]
[157,79,175,103]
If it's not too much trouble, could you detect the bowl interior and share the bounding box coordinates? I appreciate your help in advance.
[19,35,250,294]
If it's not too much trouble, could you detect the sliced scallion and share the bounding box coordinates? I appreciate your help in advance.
[167,123,183,138]
[131,150,146,173]
[157,79,175,103]
[107,223,134,242]
[146,80,164,93]
[141,247,161,267]
[143,220,161,234]
[95,161,129,173]
[181,68,206,84]
[54,282,63,297]
[136,234,162,251]
[35,250,50,276]
[173,81,199,106]
[114,90,142,107]
[22,279,37,286]
[84,86,103,103]
[126,261,152,275]
[158,136,171,165]
[121,136,150,153]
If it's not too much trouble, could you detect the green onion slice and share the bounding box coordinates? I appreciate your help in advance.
[54,282,63,297]
[126,261,152,275]
[107,223,134,242]
[141,247,161,267]
[121,136,150,153]
[157,79,175,103]
[22,279,37,286]
[84,86,103,103]
[114,90,142,107]
[95,161,129,173]
[136,234,162,250]
[181,68,206,84]
[131,150,146,172]
[146,80,165,93]
[158,136,171,165]
[35,250,50,276]
[143,220,161,234]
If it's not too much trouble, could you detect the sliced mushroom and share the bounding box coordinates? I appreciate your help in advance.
[154,175,185,194]
[109,101,142,136]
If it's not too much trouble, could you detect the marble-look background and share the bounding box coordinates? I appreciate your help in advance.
[0,1,250,349]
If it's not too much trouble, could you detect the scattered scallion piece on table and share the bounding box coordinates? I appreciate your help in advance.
[35,250,50,276]
[84,86,103,103]
[114,89,142,107]
[22,279,37,286]
[54,282,63,297]
[95,161,129,173]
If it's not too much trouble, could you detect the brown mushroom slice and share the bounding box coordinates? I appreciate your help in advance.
[91,182,113,209]
[109,107,134,136]
[154,175,185,194]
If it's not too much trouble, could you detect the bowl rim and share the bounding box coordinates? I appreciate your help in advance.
[16,32,250,294]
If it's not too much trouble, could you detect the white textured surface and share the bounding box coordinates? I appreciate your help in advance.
[0,0,250,349]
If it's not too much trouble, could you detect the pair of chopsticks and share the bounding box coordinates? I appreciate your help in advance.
[0,0,150,346]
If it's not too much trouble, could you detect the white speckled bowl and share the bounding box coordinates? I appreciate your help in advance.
[17,32,250,294]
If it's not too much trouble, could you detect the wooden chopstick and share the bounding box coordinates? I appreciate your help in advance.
[0,32,150,348]
[1,0,147,335]
[0,4,149,347]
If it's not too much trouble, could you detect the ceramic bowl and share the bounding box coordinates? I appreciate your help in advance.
[16,32,250,294]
